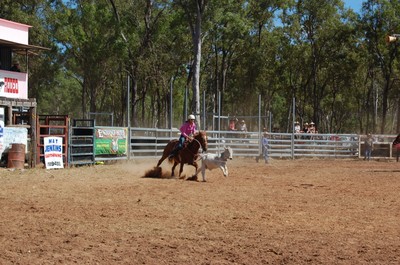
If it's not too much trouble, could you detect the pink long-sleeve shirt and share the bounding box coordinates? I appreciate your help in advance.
[180,121,197,138]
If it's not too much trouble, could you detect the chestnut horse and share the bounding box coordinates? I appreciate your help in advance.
[157,131,208,179]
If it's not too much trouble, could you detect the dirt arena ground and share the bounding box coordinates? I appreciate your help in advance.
[0,157,399,264]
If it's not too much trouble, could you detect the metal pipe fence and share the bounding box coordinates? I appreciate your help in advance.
[67,124,400,165]
[129,128,399,161]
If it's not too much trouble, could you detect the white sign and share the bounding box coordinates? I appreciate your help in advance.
[0,70,28,99]
[44,136,64,169]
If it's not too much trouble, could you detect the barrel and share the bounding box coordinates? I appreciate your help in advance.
[7,143,26,169]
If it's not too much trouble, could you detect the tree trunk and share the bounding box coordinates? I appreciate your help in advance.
[131,74,138,127]
[191,1,202,129]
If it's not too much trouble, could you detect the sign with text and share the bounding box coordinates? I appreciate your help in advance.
[95,127,127,156]
[44,136,64,169]
[0,70,28,99]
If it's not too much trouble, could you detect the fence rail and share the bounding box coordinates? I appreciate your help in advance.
[44,124,398,166]
[129,128,399,161]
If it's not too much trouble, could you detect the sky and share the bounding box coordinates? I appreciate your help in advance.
[343,0,364,13]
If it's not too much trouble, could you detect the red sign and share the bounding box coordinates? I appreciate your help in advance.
[0,70,27,99]
[3,77,18,94]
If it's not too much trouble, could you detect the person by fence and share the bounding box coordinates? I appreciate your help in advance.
[294,121,301,133]
[256,131,269,164]
[302,122,309,133]
[364,133,374,161]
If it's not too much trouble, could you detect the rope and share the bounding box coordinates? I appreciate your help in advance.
[182,138,204,161]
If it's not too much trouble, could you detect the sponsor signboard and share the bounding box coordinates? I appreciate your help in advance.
[95,127,127,156]
[0,70,28,99]
[44,136,64,169]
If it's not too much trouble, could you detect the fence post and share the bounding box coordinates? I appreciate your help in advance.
[291,133,294,159]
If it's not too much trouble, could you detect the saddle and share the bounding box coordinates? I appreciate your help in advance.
[172,138,191,149]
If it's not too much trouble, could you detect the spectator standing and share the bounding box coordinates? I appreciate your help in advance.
[228,118,237,131]
[238,120,247,132]
[256,131,269,164]
[238,120,247,139]
[261,132,269,163]
[308,122,317,134]
[302,123,309,133]
[364,133,374,161]
[294,121,301,133]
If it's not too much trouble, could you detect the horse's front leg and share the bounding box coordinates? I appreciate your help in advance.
[178,162,185,179]
[185,162,199,181]
[191,162,199,181]
[171,161,178,177]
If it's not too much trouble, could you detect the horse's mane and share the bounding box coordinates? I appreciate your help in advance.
[195,130,206,136]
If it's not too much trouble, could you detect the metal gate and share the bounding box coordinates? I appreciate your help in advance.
[36,115,69,167]
[69,119,95,166]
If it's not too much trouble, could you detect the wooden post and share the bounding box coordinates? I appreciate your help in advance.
[29,106,36,168]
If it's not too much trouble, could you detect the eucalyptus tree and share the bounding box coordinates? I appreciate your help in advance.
[47,0,122,125]
[207,0,288,128]
[360,0,400,133]
[240,0,291,128]
[279,0,361,132]
[199,0,250,123]
[108,0,193,128]
[173,0,208,127]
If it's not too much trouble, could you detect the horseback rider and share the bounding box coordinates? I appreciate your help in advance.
[169,114,197,159]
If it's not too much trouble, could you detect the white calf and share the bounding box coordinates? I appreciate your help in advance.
[197,147,233,182]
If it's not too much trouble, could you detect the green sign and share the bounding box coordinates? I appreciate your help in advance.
[95,127,127,155]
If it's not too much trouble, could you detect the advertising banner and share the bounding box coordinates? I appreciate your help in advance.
[0,70,28,99]
[95,127,127,156]
[44,136,64,169]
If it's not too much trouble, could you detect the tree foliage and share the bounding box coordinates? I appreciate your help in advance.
[2,0,400,133]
